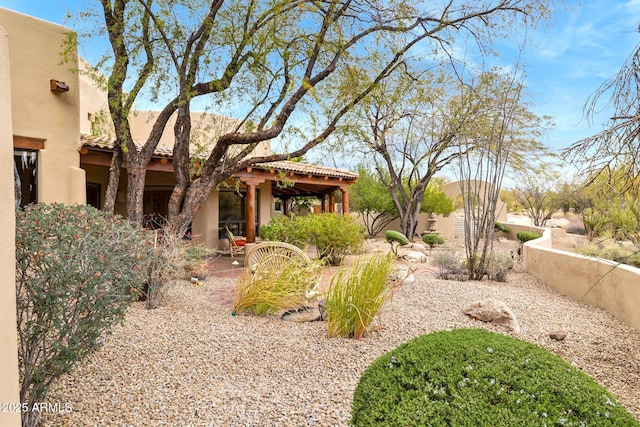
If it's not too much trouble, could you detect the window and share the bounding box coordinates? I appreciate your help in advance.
[14,149,37,207]
[218,189,259,237]
[86,182,101,209]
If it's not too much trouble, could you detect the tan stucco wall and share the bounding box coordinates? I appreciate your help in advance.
[524,230,640,331]
[0,21,21,427]
[0,8,85,205]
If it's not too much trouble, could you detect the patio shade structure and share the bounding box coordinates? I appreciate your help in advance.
[79,135,358,243]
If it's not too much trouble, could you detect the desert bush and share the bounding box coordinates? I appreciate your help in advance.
[582,208,609,242]
[259,214,310,248]
[260,214,364,264]
[233,258,322,316]
[432,251,467,281]
[325,254,396,339]
[15,203,153,427]
[421,233,445,250]
[486,253,514,282]
[494,222,511,233]
[352,328,638,426]
[575,241,638,266]
[306,213,365,265]
[516,231,541,243]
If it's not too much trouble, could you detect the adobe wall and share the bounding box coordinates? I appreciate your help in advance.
[0,8,85,205]
[0,21,21,427]
[524,230,640,331]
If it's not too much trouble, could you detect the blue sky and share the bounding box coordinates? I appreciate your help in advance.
[2,0,640,155]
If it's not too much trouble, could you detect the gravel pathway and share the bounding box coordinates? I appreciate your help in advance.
[42,269,640,426]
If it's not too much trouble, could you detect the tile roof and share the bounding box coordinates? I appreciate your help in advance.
[79,134,358,180]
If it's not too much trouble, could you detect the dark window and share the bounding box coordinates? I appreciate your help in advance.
[218,189,259,237]
[14,150,37,207]
[86,182,101,209]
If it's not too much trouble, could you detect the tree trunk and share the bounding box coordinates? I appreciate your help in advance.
[103,148,123,213]
[125,160,148,226]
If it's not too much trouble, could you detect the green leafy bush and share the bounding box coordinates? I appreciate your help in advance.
[260,214,364,264]
[15,203,153,427]
[352,328,638,426]
[494,222,511,233]
[582,208,609,242]
[575,241,640,267]
[259,214,310,248]
[306,213,365,265]
[326,254,395,339]
[421,233,445,249]
[516,231,541,243]
[386,230,410,246]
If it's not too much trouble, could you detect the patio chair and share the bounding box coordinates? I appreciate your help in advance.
[217,226,245,258]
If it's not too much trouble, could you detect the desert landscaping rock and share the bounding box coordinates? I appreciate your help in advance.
[41,268,640,426]
[280,306,322,322]
[463,298,521,333]
[549,330,568,341]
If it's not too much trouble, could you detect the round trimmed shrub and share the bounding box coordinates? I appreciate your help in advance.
[352,329,638,426]
[517,231,541,243]
[385,230,410,246]
[422,233,445,249]
[494,222,511,233]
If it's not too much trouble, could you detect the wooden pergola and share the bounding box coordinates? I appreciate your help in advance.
[79,136,358,244]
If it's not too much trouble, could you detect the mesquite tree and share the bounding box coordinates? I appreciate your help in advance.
[71,0,552,235]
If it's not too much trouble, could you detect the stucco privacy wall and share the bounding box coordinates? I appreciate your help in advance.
[0,8,85,205]
[0,22,21,427]
[524,230,640,331]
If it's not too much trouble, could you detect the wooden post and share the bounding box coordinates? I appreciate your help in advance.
[329,191,335,213]
[245,183,256,243]
[341,186,350,214]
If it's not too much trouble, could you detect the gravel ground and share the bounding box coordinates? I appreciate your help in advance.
[42,261,640,426]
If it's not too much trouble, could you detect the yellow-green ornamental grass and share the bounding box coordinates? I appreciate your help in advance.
[233,258,322,316]
[325,254,396,339]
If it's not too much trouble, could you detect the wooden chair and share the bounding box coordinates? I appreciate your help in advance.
[225,227,244,258]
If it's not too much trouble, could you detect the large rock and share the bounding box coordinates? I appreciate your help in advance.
[463,298,520,333]
[401,250,427,263]
[281,306,322,322]
[389,264,415,285]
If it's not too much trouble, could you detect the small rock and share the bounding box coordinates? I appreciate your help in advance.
[281,306,322,322]
[463,298,520,333]
[549,330,568,341]
[389,264,415,284]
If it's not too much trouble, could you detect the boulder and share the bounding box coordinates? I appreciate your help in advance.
[389,264,415,285]
[281,306,322,322]
[402,250,428,263]
[463,298,520,333]
[549,330,568,341]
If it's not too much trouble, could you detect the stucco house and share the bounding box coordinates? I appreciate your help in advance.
[1,7,357,252]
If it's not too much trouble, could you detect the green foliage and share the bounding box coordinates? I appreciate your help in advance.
[486,253,514,282]
[516,231,541,243]
[260,214,364,265]
[351,329,638,426]
[15,204,153,427]
[350,167,398,237]
[233,258,322,316]
[421,185,454,215]
[582,208,610,242]
[259,214,310,248]
[494,222,511,233]
[575,240,640,268]
[306,214,365,265]
[325,254,396,339]
[421,233,445,249]
[385,230,410,246]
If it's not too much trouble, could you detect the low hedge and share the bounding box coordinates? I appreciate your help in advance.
[516,231,541,243]
[352,328,637,426]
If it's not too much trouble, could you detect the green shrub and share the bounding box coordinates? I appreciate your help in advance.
[575,241,638,266]
[15,203,153,427]
[385,230,410,246]
[326,254,395,339]
[516,231,541,243]
[486,253,514,282]
[233,258,322,316]
[352,328,638,426]
[306,213,365,265]
[421,233,445,249]
[259,214,310,248]
[432,251,467,281]
[260,214,364,264]
[494,222,511,233]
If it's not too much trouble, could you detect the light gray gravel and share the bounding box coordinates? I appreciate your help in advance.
[42,268,640,426]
